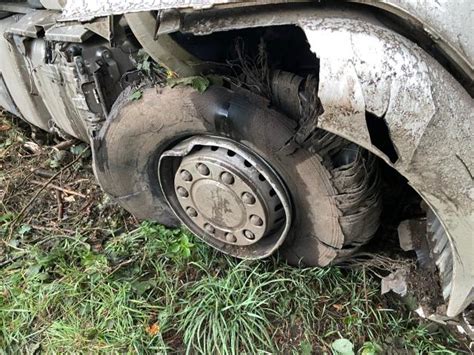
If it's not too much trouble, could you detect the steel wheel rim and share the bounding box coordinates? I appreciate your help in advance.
[158,135,292,258]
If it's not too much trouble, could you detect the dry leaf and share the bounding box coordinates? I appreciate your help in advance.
[332,304,343,311]
[64,195,76,202]
[146,323,160,336]
[24,141,41,154]
[0,124,11,132]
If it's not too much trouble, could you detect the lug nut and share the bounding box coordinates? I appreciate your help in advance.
[220,172,234,185]
[250,215,263,227]
[204,223,215,234]
[176,186,189,198]
[241,192,256,205]
[225,233,237,243]
[196,163,210,176]
[186,207,198,218]
[243,230,255,240]
[180,169,193,182]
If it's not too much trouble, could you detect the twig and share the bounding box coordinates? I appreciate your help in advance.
[30,224,74,234]
[15,170,36,190]
[0,179,10,204]
[32,168,55,179]
[7,147,89,238]
[109,258,136,275]
[0,252,27,268]
[30,180,86,198]
[52,139,77,151]
[68,178,90,185]
[35,234,91,247]
[55,190,63,221]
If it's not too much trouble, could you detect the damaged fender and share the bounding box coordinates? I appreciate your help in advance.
[300,16,473,317]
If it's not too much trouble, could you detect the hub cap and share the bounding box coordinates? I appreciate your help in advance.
[159,136,291,257]
[173,146,283,246]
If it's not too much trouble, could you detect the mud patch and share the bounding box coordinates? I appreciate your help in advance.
[406,266,445,314]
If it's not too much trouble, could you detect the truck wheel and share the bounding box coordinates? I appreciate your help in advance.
[92,84,381,266]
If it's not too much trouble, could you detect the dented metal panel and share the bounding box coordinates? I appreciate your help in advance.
[44,23,92,42]
[352,0,473,78]
[0,16,51,131]
[300,16,473,317]
[40,0,65,10]
[7,10,57,37]
[60,0,235,21]
[28,39,89,140]
[0,74,21,117]
[59,0,473,82]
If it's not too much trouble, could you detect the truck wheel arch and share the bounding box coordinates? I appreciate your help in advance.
[124,8,473,317]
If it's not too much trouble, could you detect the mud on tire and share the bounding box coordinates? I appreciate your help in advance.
[92,85,381,266]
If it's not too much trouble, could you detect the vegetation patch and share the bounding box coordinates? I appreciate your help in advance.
[0,113,468,353]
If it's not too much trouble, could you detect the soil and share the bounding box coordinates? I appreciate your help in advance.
[0,113,137,258]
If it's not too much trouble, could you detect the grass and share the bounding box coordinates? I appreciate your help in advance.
[0,114,469,353]
[1,223,463,354]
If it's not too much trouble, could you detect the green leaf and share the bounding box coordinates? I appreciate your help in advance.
[360,341,382,355]
[0,213,14,223]
[26,264,42,277]
[170,244,180,253]
[167,76,210,93]
[70,143,89,156]
[299,340,313,355]
[18,224,31,236]
[8,239,19,248]
[190,76,210,93]
[132,280,154,297]
[331,338,354,355]
[49,159,61,169]
[141,60,151,76]
[130,89,143,101]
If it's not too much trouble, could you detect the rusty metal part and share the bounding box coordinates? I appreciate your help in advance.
[159,135,292,258]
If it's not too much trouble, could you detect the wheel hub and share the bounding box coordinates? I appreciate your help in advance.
[173,146,281,246]
[158,136,291,256]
